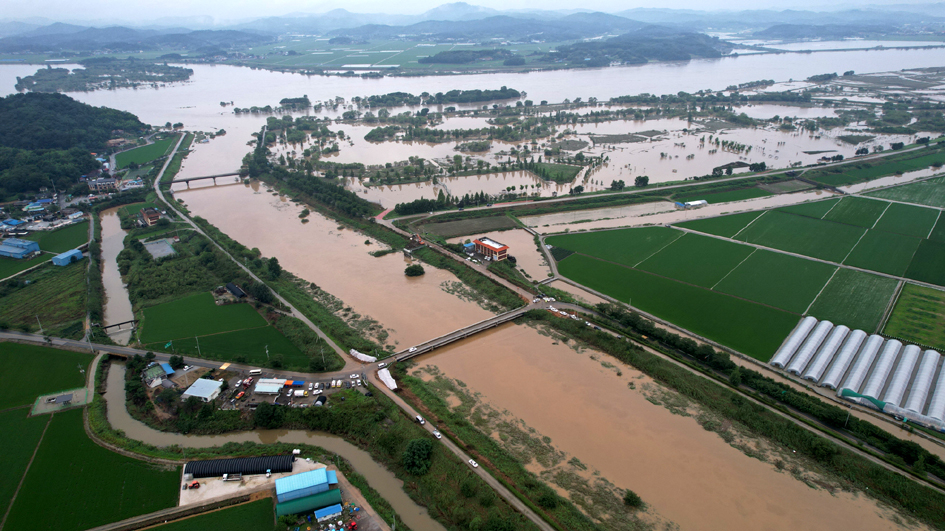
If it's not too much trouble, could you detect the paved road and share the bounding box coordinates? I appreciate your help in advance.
[152,134,358,372]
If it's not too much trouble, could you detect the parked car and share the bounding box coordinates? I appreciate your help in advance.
[349,374,359,379]
[236,391,245,400]
[432,430,442,439]
[416,415,425,425]
[468,459,478,468]
[308,383,314,391]
[378,362,387,369]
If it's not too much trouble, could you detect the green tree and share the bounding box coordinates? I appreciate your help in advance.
[168,355,185,370]
[634,176,649,187]
[623,489,643,509]
[405,264,425,277]
[267,257,282,279]
[254,402,285,429]
[401,438,434,475]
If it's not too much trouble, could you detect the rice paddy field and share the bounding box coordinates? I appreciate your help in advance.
[872,202,941,238]
[0,409,48,513]
[734,210,866,263]
[139,292,268,343]
[23,221,89,253]
[675,210,764,238]
[0,253,52,279]
[0,261,87,338]
[712,250,837,314]
[867,176,945,208]
[842,230,921,276]
[546,226,682,268]
[149,499,276,531]
[115,135,179,169]
[821,196,889,228]
[636,233,753,288]
[884,283,945,352]
[905,240,945,286]
[0,343,92,409]
[3,408,180,531]
[807,269,899,333]
[776,197,841,218]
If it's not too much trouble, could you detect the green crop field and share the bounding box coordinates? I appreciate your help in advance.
[674,211,763,238]
[637,232,754,288]
[872,202,941,238]
[23,221,89,252]
[422,216,519,238]
[0,253,52,279]
[843,230,922,277]
[4,409,179,531]
[150,499,276,531]
[0,260,87,338]
[150,326,307,368]
[535,162,581,183]
[557,253,800,359]
[807,269,898,332]
[867,176,945,208]
[713,250,837,313]
[905,240,945,287]
[807,146,945,186]
[776,198,841,219]
[0,409,48,512]
[139,292,268,343]
[674,187,772,204]
[930,216,945,244]
[546,226,683,267]
[115,135,179,169]
[734,210,866,262]
[884,283,945,351]
[0,344,92,409]
[821,196,889,228]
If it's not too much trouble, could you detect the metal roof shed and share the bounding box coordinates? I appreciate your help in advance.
[314,503,343,522]
[275,489,343,517]
[52,249,83,266]
[181,378,223,402]
[159,362,175,376]
[276,468,330,503]
[184,455,293,478]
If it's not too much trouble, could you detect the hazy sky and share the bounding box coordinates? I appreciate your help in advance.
[4,0,939,24]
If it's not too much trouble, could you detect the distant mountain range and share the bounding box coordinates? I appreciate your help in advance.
[0,24,272,53]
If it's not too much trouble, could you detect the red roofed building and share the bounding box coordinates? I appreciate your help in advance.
[473,237,509,261]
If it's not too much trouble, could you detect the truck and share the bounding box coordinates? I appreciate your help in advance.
[293,390,305,398]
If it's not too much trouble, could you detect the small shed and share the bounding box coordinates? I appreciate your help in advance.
[181,378,223,402]
[54,393,73,405]
[226,282,246,298]
[159,362,175,376]
[254,378,285,395]
[52,249,84,266]
[314,503,343,522]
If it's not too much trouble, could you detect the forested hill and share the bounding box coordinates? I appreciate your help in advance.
[546,28,731,67]
[0,93,147,200]
[0,92,146,150]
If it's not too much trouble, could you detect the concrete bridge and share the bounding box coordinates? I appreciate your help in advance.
[395,304,538,361]
[164,173,242,188]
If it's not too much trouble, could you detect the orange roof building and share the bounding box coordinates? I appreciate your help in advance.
[473,237,509,261]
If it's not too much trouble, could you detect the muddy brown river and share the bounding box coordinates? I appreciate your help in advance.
[104,362,446,531]
[418,322,925,531]
[99,207,134,345]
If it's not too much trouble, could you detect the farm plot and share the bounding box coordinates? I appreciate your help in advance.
[713,250,837,313]
[149,499,276,531]
[0,253,52,279]
[0,344,92,409]
[3,409,179,531]
[23,221,89,252]
[808,268,899,336]
[867,176,945,208]
[821,196,889,228]
[546,226,682,268]
[156,326,306,368]
[421,215,519,238]
[842,230,922,277]
[636,232,754,288]
[872,202,941,238]
[0,409,48,512]
[905,240,945,287]
[0,261,87,338]
[734,210,866,263]
[673,186,772,204]
[675,210,763,238]
[556,253,800,359]
[776,197,840,219]
[139,292,267,343]
[884,283,945,351]
[115,135,178,169]
[929,216,945,244]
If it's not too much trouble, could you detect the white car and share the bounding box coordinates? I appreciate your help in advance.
[349,374,359,379]
[408,347,418,353]
[313,390,323,395]
[378,362,387,369]
[432,430,442,439]
[468,459,478,468]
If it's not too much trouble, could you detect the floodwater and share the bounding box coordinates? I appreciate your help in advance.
[99,207,134,345]
[418,322,925,531]
[765,40,945,51]
[447,229,551,280]
[520,201,676,231]
[172,182,494,348]
[103,362,446,531]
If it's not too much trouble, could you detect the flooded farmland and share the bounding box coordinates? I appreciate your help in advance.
[173,182,495,349]
[416,322,926,531]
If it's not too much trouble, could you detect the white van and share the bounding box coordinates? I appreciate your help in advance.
[248,369,262,376]
[416,415,425,425]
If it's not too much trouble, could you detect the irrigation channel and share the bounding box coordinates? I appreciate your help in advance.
[103,362,447,531]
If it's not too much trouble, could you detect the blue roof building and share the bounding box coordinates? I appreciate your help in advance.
[275,468,339,503]
[2,219,25,226]
[159,362,175,376]
[314,503,343,522]
[52,249,83,266]
[0,238,40,259]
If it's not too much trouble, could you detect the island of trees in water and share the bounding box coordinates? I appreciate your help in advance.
[15,58,193,93]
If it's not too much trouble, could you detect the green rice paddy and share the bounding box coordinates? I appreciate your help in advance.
[0,409,48,513]
[776,198,840,219]
[546,226,682,268]
[139,292,267,343]
[0,344,92,409]
[842,230,921,277]
[674,211,764,238]
[872,202,940,238]
[822,196,889,228]
[734,210,866,263]
[929,216,945,244]
[806,269,899,332]
[3,409,179,531]
[713,250,837,313]
[23,221,89,253]
[149,499,276,531]
[115,135,179,169]
[866,176,945,208]
[637,232,753,288]
[905,240,945,286]
[884,283,945,351]
[0,253,52,279]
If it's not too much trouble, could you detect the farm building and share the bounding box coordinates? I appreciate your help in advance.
[0,238,40,259]
[52,249,83,266]
[255,378,285,395]
[314,504,343,523]
[473,237,509,261]
[275,468,339,503]
[771,316,944,428]
[88,178,118,192]
[184,454,294,478]
[226,282,246,298]
[275,489,343,517]
[159,362,175,376]
[181,378,223,402]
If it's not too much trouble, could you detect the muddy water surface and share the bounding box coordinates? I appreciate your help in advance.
[419,322,923,531]
[99,207,134,345]
[103,363,446,531]
[520,201,676,231]
[174,183,494,348]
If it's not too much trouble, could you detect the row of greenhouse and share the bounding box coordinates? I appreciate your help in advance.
[771,316,945,428]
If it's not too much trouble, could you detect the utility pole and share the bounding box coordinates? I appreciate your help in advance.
[265,345,270,361]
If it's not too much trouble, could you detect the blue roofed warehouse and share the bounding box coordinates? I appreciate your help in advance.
[275,468,339,503]
[0,238,40,259]
[52,249,83,266]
